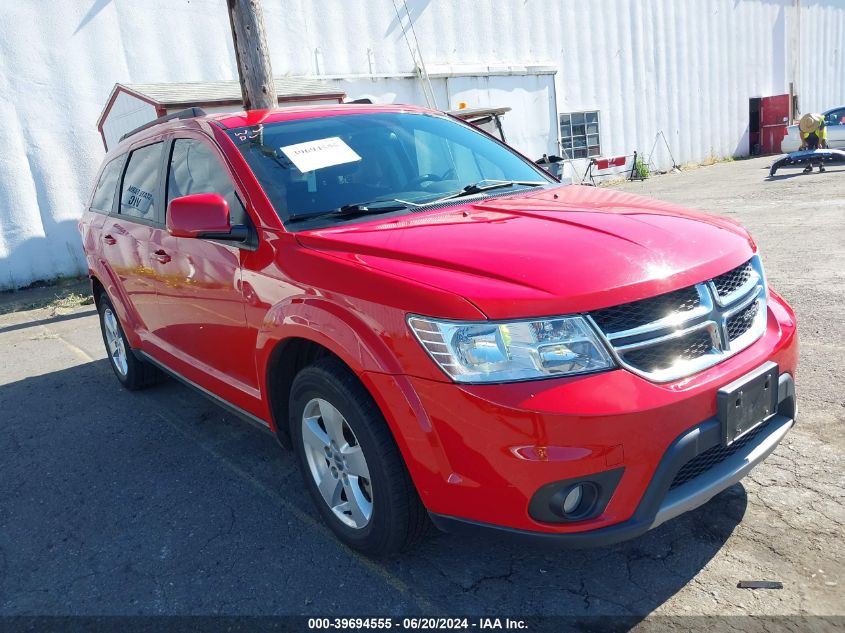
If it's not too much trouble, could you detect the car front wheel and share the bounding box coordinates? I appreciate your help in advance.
[290,357,427,555]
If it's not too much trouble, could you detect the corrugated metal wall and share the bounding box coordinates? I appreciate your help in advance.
[800,0,845,113]
[1,0,844,288]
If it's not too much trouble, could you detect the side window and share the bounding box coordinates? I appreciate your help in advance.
[167,139,248,225]
[119,143,163,221]
[90,158,123,213]
[412,129,503,182]
[413,129,454,176]
[473,153,506,181]
[451,143,484,181]
[825,108,845,126]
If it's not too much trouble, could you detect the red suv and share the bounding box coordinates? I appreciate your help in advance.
[79,105,798,555]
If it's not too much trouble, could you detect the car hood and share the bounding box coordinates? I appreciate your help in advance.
[295,185,756,320]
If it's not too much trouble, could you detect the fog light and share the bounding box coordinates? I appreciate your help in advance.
[553,481,599,520]
[562,485,583,514]
[530,470,623,523]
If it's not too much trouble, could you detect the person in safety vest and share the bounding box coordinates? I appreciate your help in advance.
[798,113,828,173]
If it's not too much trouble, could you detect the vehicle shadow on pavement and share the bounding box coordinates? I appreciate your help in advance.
[0,360,745,618]
[398,492,746,617]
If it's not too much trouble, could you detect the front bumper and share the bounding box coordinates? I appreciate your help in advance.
[429,373,795,547]
[362,289,798,542]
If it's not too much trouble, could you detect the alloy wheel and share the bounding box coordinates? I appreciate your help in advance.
[301,398,373,529]
[103,308,128,377]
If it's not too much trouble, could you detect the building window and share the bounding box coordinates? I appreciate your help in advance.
[559,111,601,158]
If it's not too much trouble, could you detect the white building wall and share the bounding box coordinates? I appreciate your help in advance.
[0,0,240,289]
[1,0,844,289]
[322,70,559,160]
[800,0,845,113]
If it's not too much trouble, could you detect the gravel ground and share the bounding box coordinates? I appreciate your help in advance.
[0,157,842,627]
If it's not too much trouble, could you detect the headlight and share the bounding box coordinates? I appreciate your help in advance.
[408,315,615,383]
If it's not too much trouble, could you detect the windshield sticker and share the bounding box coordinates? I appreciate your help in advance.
[280,137,362,173]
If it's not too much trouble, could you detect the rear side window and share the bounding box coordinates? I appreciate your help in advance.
[120,143,163,222]
[90,158,123,213]
[167,139,248,225]
[825,108,845,126]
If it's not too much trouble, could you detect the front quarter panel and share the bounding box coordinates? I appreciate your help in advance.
[242,230,482,490]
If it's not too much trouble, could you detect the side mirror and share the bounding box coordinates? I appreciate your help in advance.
[166,193,246,241]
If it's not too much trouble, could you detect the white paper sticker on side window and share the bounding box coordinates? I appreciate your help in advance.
[122,186,153,215]
[280,137,362,173]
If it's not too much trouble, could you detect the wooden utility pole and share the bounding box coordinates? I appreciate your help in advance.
[227,0,278,110]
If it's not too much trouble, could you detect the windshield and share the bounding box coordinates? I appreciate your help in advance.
[226,112,554,227]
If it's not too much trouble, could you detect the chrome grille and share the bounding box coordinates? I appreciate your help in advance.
[591,286,700,333]
[623,330,714,373]
[712,260,754,299]
[726,300,760,340]
[587,257,767,382]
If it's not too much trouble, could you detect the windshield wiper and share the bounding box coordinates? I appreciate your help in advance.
[286,200,410,224]
[439,180,547,201]
[285,181,546,224]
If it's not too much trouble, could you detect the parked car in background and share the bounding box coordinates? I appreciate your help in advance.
[781,105,845,152]
[79,104,798,556]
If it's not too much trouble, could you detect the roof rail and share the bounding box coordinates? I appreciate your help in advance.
[119,107,207,143]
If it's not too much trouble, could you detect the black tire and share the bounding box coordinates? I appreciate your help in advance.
[290,357,428,556]
[97,291,162,390]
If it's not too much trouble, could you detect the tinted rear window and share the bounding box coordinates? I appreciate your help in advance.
[90,158,123,213]
[120,143,163,222]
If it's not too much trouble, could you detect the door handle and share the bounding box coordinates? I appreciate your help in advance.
[152,249,172,264]
[103,234,117,245]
